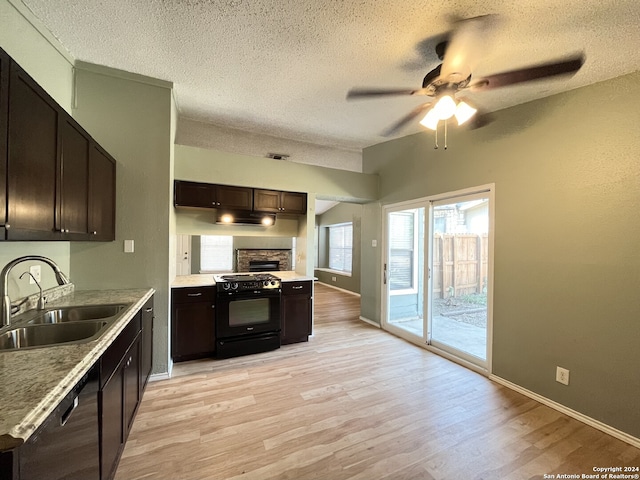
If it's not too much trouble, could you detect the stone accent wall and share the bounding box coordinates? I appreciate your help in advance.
[236,249,292,272]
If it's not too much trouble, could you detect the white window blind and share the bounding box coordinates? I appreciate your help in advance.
[389,212,414,291]
[200,235,233,272]
[329,223,353,273]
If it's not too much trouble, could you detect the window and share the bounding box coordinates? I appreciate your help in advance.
[200,235,233,272]
[328,223,353,273]
[389,210,417,292]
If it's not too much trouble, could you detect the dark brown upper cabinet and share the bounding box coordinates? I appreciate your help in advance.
[6,59,60,240]
[0,47,116,241]
[0,49,9,240]
[88,144,116,241]
[254,189,307,214]
[59,112,90,238]
[174,180,252,210]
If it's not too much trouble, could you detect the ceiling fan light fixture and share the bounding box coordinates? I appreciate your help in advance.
[419,108,440,130]
[433,94,457,120]
[455,100,477,125]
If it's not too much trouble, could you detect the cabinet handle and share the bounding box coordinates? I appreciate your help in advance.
[187,292,203,297]
[61,396,79,426]
[145,308,153,312]
[1,224,9,229]
[211,304,215,309]
[292,285,303,289]
[92,231,97,235]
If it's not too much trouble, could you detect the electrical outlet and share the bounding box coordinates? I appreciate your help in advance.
[556,366,570,385]
[332,276,337,282]
[29,265,41,284]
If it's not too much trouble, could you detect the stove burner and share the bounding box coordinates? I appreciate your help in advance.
[213,273,281,292]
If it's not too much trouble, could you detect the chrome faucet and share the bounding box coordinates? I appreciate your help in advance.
[1,256,71,328]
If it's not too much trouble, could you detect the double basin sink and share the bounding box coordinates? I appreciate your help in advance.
[0,304,128,351]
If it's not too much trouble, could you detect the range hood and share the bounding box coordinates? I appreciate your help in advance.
[215,210,276,226]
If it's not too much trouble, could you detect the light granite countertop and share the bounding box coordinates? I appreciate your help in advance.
[172,271,316,288]
[0,287,154,451]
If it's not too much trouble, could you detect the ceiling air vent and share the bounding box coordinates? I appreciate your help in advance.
[266,153,289,160]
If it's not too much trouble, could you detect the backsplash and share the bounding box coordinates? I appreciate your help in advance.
[10,284,75,318]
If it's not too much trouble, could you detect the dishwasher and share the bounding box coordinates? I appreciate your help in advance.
[18,364,100,480]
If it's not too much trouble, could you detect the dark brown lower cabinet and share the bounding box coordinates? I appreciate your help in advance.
[140,297,154,394]
[172,286,216,362]
[99,312,143,480]
[281,281,313,345]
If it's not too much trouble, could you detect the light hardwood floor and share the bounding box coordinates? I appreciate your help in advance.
[115,283,639,480]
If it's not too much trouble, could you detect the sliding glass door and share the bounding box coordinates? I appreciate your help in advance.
[429,193,490,365]
[383,187,493,369]
[384,205,426,338]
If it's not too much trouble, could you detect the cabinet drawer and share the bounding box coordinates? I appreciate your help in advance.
[101,314,141,388]
[172,286,216,304]
[282,281,312,296]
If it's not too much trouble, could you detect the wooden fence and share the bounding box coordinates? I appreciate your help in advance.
[432,233,488,298]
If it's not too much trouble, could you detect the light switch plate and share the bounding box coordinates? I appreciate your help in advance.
[124,239,135,253]
[371,239,377,247]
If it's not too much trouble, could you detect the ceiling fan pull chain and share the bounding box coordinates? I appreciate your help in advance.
[434,124,439,149]
[444,119,448,150]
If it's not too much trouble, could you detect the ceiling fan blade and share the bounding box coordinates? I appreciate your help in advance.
[347,87,431,99]
[440,15,495,83]
[381,102,432,137]
[469,55,585,91]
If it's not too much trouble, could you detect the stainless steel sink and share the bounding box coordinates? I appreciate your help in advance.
[0,321,108,350]
[27,304,127,325]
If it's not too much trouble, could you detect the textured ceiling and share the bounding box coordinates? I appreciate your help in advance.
[20,0,640,151]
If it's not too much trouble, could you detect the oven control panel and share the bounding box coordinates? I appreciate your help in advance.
[219,280,280,291]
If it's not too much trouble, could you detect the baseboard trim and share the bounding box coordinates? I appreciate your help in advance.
[149,372,171,382]
[359,316,380,328]
[489,374,640,449]
[317,281,361,297]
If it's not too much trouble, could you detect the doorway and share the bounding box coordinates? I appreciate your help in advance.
[383,186,493,370]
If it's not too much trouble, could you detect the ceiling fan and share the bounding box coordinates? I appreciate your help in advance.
[347,15,585,140]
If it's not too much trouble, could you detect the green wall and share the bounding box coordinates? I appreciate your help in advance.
[69,64,174,376]
[362,72,640,439]
[315,202,362,294]
[0,0,73,112]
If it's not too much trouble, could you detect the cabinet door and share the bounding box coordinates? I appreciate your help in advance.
[215,185,253,209]
[174,180,216,208]
[253,189,281,213]
[281,281,312,344]
[100,363,123,480]
[281,191,307,214]
[6,61,60,240]
[0,49,8,239]
[172,301,216,361]
[88,144,116,241]
[123,338,141,437]
[140,297,154,393]
[59,114,90,238]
